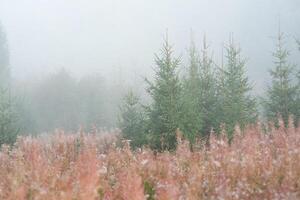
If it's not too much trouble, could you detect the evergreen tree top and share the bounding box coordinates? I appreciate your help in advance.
[0,22,9,68]
[270,31,295,80]
[268,31,297,95]
[146,33,181,97]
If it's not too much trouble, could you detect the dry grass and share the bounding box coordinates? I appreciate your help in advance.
[0,122,300,200]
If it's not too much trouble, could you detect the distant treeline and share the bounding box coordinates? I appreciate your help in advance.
[0,22,128,145]
[14,70,126,133]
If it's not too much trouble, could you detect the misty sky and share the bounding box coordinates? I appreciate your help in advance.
[0,0,299,94]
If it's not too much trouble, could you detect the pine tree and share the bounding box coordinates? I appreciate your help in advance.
[181,36,202,144]
[0,22,19,146]
[146,34,183,150]
[119,90,146,149]
[264,31,298,127]
[222,37,257,140]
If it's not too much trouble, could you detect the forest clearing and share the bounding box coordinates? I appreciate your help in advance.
[1,121,300,200]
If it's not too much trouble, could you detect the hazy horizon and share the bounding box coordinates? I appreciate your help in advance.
[1,0,300,94]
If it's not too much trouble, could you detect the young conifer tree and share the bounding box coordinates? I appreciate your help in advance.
[214,45,227,134]
[0,22,19,146]
[295,75,300,126]
[0,23,9,86]
[294,39,300,126]
[181,36,202,144]
[222,37,257,140]
[198,36,218,137]
[264,30,298,127]
[0,88,19,146]
[119,90,146,149]
[146,33,183,150]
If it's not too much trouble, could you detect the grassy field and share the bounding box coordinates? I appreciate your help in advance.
[0,122,300,200]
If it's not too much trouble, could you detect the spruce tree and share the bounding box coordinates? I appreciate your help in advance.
[295,40,300,126]
[222,37,257,140]
[295,77,300,126]
[0,23,9,86]
[198,36,218,136]
[264,31,298,127]
[0,22,19,146]
[146,34,183,150]
[181,37,202,144]
[0,88,19,146]
[214,46,227,134]
[119,90,146,149]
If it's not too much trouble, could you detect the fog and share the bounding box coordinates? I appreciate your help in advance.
[1,0,299,93]
[1,1,300,195]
